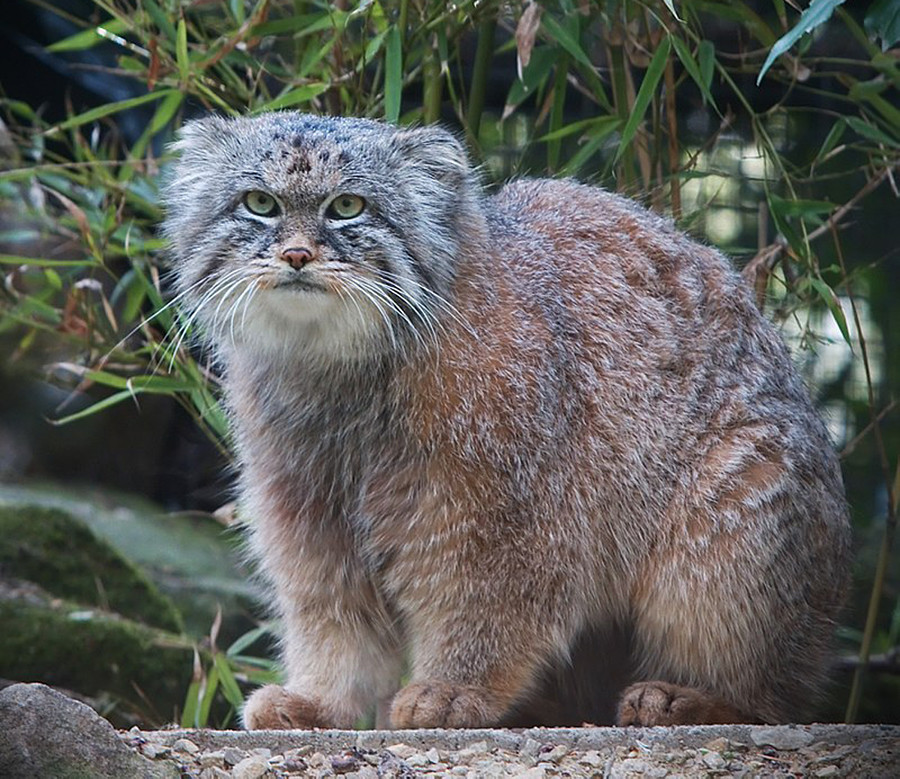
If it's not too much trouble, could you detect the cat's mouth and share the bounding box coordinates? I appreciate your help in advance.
[271,276,330,294]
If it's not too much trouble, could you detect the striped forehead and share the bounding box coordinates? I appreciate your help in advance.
[254,133,347,191]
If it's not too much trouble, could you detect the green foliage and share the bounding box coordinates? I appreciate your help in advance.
[0,0,898,724]
[757,0,847,84]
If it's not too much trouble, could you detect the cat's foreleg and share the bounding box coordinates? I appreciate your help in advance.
[242,529,402,729]
[387,533,579,729]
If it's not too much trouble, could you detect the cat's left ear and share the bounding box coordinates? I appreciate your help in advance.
[391,125,471,183]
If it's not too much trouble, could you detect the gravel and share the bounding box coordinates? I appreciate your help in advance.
[123,723,900,777]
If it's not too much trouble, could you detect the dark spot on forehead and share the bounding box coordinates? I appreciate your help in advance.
[261,149,273,162]
[292,135,304,148]
[285,152,311,176]
[318,149,331,161]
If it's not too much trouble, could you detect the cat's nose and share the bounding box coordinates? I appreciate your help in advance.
[280,247,313,269]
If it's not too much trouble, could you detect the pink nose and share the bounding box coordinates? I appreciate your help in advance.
[280,247,313,269]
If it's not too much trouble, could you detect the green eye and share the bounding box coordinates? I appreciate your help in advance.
[327,194,366,220]
[243,190,279,217]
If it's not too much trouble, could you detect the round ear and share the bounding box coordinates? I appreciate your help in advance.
[169,114,232,158]
[391,125,472,182]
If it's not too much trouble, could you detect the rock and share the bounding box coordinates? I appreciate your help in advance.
[543,744,568,763]
[172,737,200,754]
[199,749,226,768]
[0,503,181,632]
[142,743,171,759]
[386,743,417,760]
[703,737,732,753]
[224,746,249,765]
[332,753,360,773]
[750,726,816,751]
[814,766,840,777]
[0,682,175,778]
[520,738,542,758]
[232,754,270,779]
[0,484,258,642]
[702,751,727,770]
[580,750,604,767]
[457,740,490,761]
[0,577,196,726]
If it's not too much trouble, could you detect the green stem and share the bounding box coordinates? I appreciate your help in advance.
[423,42,443,124]
[467,12,496,144]
[547,54,569,173]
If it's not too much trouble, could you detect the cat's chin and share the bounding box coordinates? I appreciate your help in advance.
[223,287,386,359]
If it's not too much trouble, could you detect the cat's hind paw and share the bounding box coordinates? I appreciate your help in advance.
[616,681,752,726]
[390,680,501,728]
[242,684,325,730]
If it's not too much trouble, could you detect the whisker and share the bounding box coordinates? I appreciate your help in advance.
[353,276,424,353]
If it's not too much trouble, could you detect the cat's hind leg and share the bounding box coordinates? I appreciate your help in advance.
[622,426,849,726]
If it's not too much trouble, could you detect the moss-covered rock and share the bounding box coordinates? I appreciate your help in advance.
[0,504,182,633]
[0,578,196,725]
[0,484,258,641]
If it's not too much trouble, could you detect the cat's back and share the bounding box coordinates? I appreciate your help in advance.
[473,178,839,490]
[487,177,740,321]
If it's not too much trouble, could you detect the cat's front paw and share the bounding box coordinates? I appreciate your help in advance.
[242,684,326,730]
[390,681,501,728]
[617,681,750,726]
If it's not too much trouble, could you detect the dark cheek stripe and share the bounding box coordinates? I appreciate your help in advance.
[377,213,437,290]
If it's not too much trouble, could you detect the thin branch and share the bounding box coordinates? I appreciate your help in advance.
[841,400,899,459]
[742,165,897,307]
[836,648,900,674]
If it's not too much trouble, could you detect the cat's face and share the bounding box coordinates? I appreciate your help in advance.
[162,113,474,360]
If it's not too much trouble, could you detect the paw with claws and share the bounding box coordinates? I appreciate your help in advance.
[242,684,326,730]
[617,681,751,726]
[390,681,501,729]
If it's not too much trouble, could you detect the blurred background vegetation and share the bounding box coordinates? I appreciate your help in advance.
[0,0,897,727]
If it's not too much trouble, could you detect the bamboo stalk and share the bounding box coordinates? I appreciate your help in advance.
[423,41,443,124]
[467,12,497,144]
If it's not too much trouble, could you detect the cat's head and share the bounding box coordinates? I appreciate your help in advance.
[161,112,481,362]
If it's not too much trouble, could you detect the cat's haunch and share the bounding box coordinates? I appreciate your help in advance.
[163,112,850,729]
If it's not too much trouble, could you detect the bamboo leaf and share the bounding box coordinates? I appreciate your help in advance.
[144,0,178,41]
[559,118,621,176]
[757,0,847,84]
[816,120,846,161]
[662,0,684,23]
[810,278,852,347]
[865,0,900,52]
[213,653,245,709]
[615,36,671,162]
[844,116,899,147]
[51,389,138,425]
[540,13,592,70]
[671,36,718,109]
[176,17,190,84]
[47,91,177,134]
[253,84,330,113]
[698,40,715,94]
[46,19,129,52]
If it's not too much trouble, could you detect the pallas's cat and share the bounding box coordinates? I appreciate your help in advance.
[162,112,850,728]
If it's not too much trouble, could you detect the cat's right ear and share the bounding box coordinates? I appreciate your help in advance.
[170,115,232,160]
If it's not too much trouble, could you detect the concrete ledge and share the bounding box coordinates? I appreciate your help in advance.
[130,723,900,777]
[139,722,900,753]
